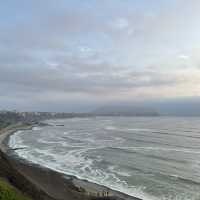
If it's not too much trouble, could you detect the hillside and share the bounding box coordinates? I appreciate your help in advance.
[93,104,159,116]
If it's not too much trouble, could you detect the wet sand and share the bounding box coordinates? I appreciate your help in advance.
[0,124,142,200]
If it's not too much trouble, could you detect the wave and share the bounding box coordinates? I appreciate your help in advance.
[116,146,200,154]
[108,147,188,165]
[119,136,200,150]
[152,131,200,140]
[8,131,28,149]
[105,126,152,132]
[32,127,42,131]
[156,171,200,186]
[105,125,200,141]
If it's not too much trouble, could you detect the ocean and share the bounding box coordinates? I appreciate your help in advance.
[8,117,200,200]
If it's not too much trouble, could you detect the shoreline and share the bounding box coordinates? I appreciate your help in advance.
[0,123,142,200]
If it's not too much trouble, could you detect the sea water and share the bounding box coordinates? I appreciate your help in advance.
[8,117,200,200]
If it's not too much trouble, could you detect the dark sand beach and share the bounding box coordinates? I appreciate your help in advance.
[0,124,141,200]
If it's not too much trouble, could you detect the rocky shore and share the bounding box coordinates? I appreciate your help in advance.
[0,124,142,200]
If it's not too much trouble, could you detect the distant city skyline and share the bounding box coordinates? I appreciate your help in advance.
[0,0,200,112]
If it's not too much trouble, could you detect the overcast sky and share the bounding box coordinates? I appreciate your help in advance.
[1,0,200,112]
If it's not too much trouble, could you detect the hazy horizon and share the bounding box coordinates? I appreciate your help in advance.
[1,1,200,113]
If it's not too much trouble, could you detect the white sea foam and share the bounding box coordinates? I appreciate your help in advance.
[32,127,42,131]
[9,145,157,200]
[108,166,131,177]
[105,126,117,130]
[9,131,156,200]
[105,126,153,133]
[14,148,156,200]
[7,131,166,200]
[126,128,153,132]
[9,131,27,149]
[7,136,188,200]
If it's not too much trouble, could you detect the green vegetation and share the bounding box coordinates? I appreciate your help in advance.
[0,112,22,130]
[0,179,31,200]
[0,112,18,130]
[0,121,11,130]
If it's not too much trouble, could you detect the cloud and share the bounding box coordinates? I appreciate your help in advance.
[1,0,200,111]
[0,61,195,97]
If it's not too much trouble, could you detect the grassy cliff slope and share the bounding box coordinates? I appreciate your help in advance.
[0,179,31,200]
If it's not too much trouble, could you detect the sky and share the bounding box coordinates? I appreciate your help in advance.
[0,0,200,112]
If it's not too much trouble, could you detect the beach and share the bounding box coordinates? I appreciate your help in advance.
[0,123,141,200]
